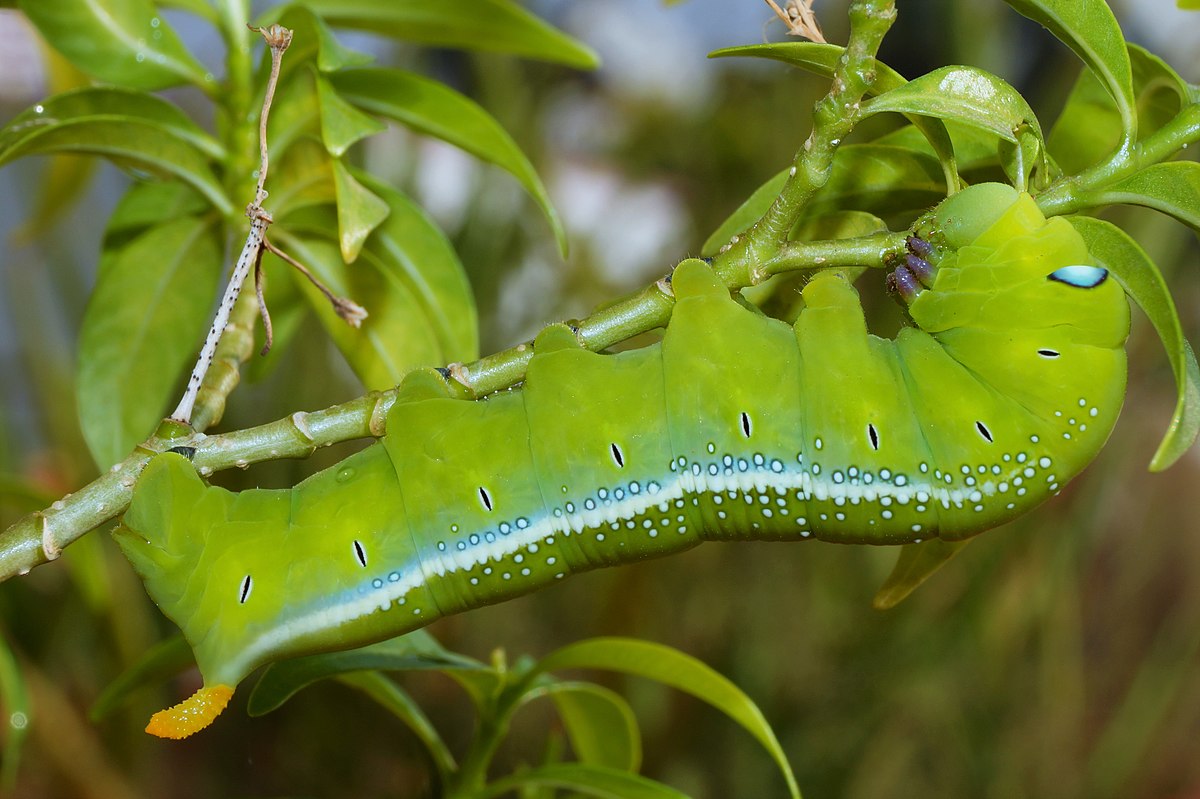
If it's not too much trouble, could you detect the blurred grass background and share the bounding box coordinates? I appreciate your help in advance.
[1,1,1199,797]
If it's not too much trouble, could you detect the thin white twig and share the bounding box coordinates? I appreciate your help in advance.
[170,25,291,424]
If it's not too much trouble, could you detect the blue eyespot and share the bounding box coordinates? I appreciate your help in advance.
[1048,264,1108,288]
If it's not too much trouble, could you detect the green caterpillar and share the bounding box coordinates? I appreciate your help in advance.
[116,183,1130,737]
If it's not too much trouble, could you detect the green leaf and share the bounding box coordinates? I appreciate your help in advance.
[247,632,483,716]
[873,120,1006,174]
[704,144,947,257]
[1069,216,1200,470]
[10,154,96,242]
[1004,0,1135,141]
[702,168,787,257]
[0,118,233,215]
[77,215,223,467]
[245,256,310,383]
[356,172,479,363]
[0,632,30,794]
[0,87,224,159]
[523,682,641,772]
[270,227,446,389]
[873,539,971,609]
[479,764,691,799]
[263,71,322,162]
[331,159,390,263]
[158,0,221,24]
[316,74,386,157]
[332,66,567,257]
[811,144,947,218]
[90,635,195,721]
[861,65,1044,149]
[19,0,210,90]
[335,672,457,780]
[289,0,599,68]
[1088,161,1200,231]
[103,182,211,241]
[1048,44,1189,175]
[534,638,801,799]
[709,42,957,191]
[275,5,374,73]
[269,138,337,218]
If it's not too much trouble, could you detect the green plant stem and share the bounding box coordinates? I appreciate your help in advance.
[708,0,897,287]
[0,0,898,582]
[1036,102,1200,216]
[759,231,908,279]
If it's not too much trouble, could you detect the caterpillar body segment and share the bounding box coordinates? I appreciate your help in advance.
[116,184,1130,737]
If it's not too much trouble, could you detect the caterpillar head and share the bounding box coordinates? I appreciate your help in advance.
[891,183,1128,347]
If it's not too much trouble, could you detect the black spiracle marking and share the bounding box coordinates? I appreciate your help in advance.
[478,486,494,511]
[1038,348,1060,359]
[610,442,625,468]
[740,412,752,438]
[239,575,253,604]
[868,423,880,451]
[353,540,368,567]
[975,421,994,443]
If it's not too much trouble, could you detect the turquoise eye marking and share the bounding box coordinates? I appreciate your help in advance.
[1049,264,1108,288]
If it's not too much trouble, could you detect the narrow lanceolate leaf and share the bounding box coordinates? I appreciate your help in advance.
[1003,0,1135,142]
[479,764,691,799]
[247,632,481,716]
[90,635,195,721]
[703,168,788,257]
[77,216,223,468]
[332,67,567,256]
[315,75,386,157]
[1048,44,1190,175]
[1069,216,1200,471]
[335,672,457,781]
[331,159,390,263]
[873,538,971,609]
[291,0,599,68]
[270,228,445,390]
[861,65,1044,148]
[19,0,209,90]
[708,43,957,192]
[0,632,30,794]
[534,638,802,799]
[102,181,210,242]
[811,144,946,218]
[356,173,480,363]
[0,87,224,159]
[275,5,374,73]
[1089,161,1200,231]
[524,682,641,772]
[0,118,233,215]
[873,120,1007,175]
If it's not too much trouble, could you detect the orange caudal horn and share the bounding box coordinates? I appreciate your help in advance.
[145,685,234,739]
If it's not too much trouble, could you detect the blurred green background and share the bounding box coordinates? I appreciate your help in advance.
[1,1,1199,797]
